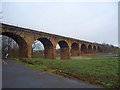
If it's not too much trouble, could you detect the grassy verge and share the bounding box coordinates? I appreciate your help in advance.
[20,57,119,88]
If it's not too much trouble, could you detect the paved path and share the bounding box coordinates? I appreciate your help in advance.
[2,60,102,88]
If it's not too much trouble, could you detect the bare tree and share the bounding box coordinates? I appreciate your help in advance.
[2,36,19,58]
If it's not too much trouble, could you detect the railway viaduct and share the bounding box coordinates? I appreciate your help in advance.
[1,23,103,59]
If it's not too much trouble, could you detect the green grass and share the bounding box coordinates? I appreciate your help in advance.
[21,57,119,88]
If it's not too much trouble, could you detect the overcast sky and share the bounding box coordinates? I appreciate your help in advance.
[2,1,118,46]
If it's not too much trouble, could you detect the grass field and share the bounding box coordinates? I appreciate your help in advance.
[21,57,119,88]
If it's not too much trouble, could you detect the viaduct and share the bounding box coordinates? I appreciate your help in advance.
[1,23,103,59]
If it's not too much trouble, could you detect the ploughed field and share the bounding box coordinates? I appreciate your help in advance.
[21,56,119,88]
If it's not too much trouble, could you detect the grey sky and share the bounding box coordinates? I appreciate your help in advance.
[2,1,118,46]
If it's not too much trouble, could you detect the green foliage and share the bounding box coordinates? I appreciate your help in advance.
[21,57,119,88]
[102,43,118,54]
[28,64,48,71]
[118,48,120,57]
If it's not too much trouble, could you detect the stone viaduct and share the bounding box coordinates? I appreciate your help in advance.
[1,23,103,59]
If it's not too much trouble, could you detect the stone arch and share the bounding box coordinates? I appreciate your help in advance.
[81,44,87,55]
[36,37,55,59]
[88,44,92,53]
[97,46,102,52]
[57,40,70,59]
[2,32,28,58]
[93,45,97,53]
[71,42,79,56]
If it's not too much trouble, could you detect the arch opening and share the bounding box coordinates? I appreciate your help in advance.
[57,40,70,59]
[97,46,102,52]
[1,35,19,59]
[71,42,79,56]
[81,44,87,55]
[93,46,97,53]
[2,32,28,58]
[88,45,92,53]
[32,40,44,58]
[32,37,55,59]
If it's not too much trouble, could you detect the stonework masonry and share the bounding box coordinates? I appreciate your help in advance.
[1,23,106,59]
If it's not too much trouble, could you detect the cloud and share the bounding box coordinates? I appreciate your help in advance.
[2,2,118,46]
